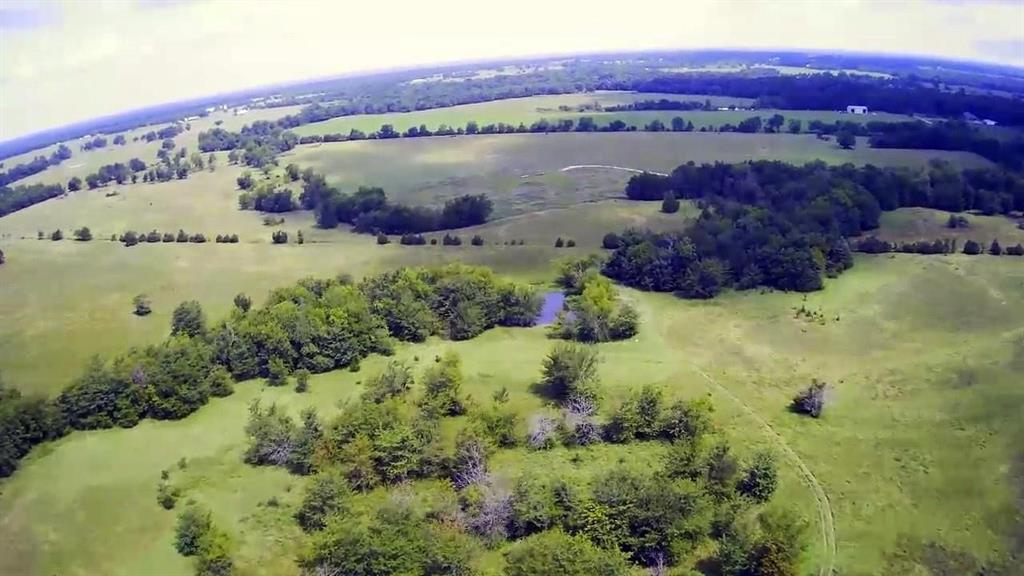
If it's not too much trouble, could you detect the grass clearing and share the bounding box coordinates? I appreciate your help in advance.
[1,255,1021,576]
[875,207,1024,246]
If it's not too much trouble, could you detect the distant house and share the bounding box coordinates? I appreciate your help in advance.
[846,105,868,115]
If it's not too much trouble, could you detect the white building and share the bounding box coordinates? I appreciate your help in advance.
[846,105,868,115]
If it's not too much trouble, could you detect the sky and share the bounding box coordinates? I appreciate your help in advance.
[1,0,1022,141]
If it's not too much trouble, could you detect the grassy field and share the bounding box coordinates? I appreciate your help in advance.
[4,106,304,187]
[1,126,1021,576]
[874,208,1024,246]
[1,253,1021,576]
[286,132,989,217]
[290,92,910,138]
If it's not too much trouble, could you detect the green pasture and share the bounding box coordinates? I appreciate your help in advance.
[1,253,1021,576]
[875,207,1024,246]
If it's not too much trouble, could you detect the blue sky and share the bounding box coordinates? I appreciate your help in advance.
[1,0,1022,141]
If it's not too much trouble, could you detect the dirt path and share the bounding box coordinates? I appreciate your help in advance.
[559,164,669,177]
[694,366,837,576]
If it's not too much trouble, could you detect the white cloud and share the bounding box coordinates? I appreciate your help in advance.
[0,0,1021,140]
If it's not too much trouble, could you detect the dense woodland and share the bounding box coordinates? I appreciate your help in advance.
[0,265,541,477]
[0,144,71,186]
[607,160,1024,297]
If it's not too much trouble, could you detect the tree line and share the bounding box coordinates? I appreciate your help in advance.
[0,182,66,217]
[0,265,541,477]
[607,159,1024,298]
[298,168,494,234]
[231,342,803,576]
[0,144,72,186]
[854,236,1024,256]
[197,121,298,168]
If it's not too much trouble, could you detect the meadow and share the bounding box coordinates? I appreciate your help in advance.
[287,132,989,218]
[1,251,1021,576]
[1,122,1021,576]
[289,92,912,139]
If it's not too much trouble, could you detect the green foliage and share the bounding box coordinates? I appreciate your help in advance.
[363,361,414,403]
[171,300,206,338]
[232,293,251,313]
[661,190,680,213]
[504,529,630,576]
[157,481,180,509]
[605,384,663,443]
[266,357,289,387]
[421,351,466,416]
[175,504,212,557]
[195,526,234,576]
[204,367,233,398]
[837,130,856,149]
[133,294,152,316]
[540,343,601,405]
[73,226,92,241]
[293,368,311,393]
[738,451,778,503]
[660,397,715,442]
[510,476,558,538]
[295,469,351,532]
[473,403,522,448]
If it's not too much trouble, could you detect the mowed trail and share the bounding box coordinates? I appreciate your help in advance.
[694,366,837,576]
[559,165,669,177]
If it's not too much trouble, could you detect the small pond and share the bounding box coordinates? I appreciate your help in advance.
[534,291,566,325]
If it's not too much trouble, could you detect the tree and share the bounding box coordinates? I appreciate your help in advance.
[661,190,680,214]
[540,343,600,405]
[364,361,414,403]
[836,131,856,149]
[294,368,311,393]
[285,163,300,181]
[554,237,564,248]
[175,505,213,556]
[50,229,63,241]
[0,249,4,265]
[296,230,304,245]
[989,239,1002,255]
[271,230,288,244]
[267,357,289,387]
[602,232,621,249]
[738,450,778,503]
[787,119,802,134]
[963,239,982,255]
[73,226,92,241]
[295,469,351,531]
[67,176,82,191]
[233,293,251,313]
[791,379,828,417]
[195,527,234,576]
[133,294,152,316]
[237,172,254,190]
[671,117,686,132]
[421,351,465,415]
[376,232,390,245]
[171,300,206,337]
[504,530,630,576]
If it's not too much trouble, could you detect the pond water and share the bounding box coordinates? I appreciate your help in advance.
[535,291,566,325]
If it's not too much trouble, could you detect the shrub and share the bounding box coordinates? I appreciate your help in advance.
[471,234,485,246]
[554,237,564,248]
[421,351,466,416]
[50,229,63,241]
[157,481,179,509]
[376,232,390,245]
[363,361,413,403]
[738,450,778,503]
[272,230,288,244]
[73,226,92,241]
[963,239,982,255]
[205,367,234,397]
[133,294,152,316]
[267,358,289,387]
[175,505,213,556]
[295,469,351,532]
[294,368,311,393]
[661,190,680,213]
[989,239,1002,255]
[540,343,601,405]
[504,529,630,576]
[602,232,622,249]
[566,239,576,247]
[791,379,829,417]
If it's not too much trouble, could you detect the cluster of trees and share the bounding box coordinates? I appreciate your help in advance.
[80,136,108,151]
[551,257,639,342]
[0,265,541,477]
[855,235,1023,256]
[0,144,71,186]
[118,229,211,247]
[197,121,298,167]
[264,343,802,576]
[298,169,494,234]
[80,158,147,188]
[143,124,183,142]
[173,504,234,576]
[610,159,1024,297]
[0,182,66,217]
[238,185,295,212]
[604,98,714,112]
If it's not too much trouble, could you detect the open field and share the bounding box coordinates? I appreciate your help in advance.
[287,132,990,217]
[290,92,911,138]
[1,253,1022,576]
[4,106,304,187]
[875,207,1024,246]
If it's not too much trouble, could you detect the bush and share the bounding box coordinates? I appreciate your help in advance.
[566,239,576,247]
[294,368,311,393]
[376,232,390,245]
[540,343,601,405]
[295,469,351,532]
[50,229,63,241]
[157,481,179,509]
[989,239,1003,255]
[738,450,778,503]
[601,232,622,249]
[791,379,829,417]
[175,505,213,556]
[471,234,485,246]
[963,239,982,255]
[272,230,288,244]
[554,237,564,248]
[661,190,680,213]
[504,529,630,576]
[73,226,92,241]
